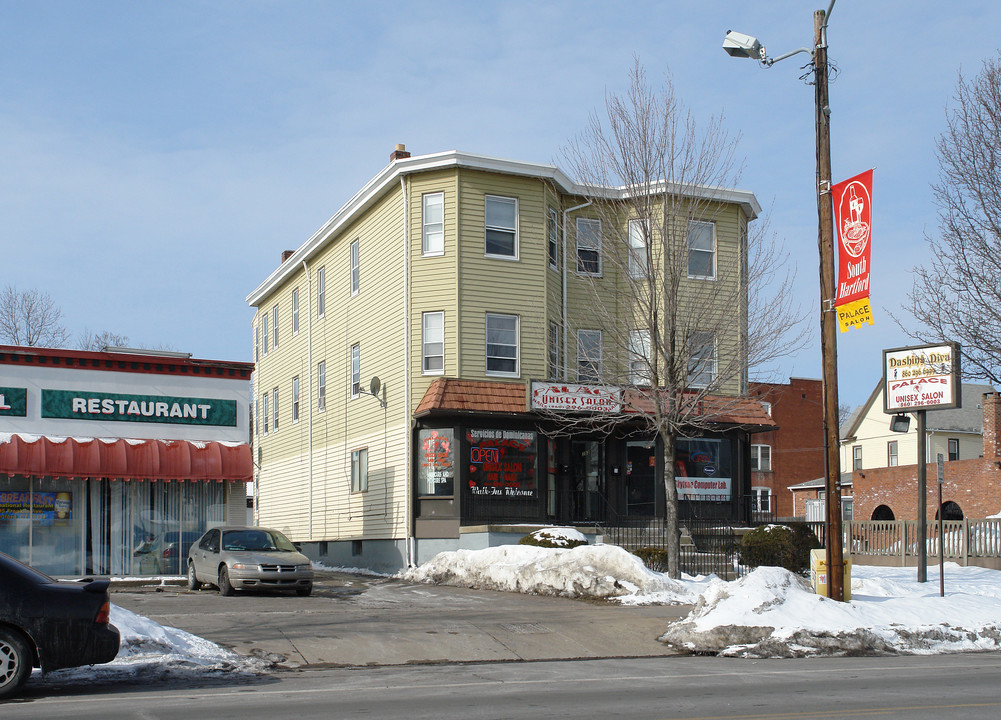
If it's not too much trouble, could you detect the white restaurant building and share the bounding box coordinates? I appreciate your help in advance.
[0,345,253,577]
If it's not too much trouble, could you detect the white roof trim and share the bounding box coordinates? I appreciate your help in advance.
[246,150,761,306]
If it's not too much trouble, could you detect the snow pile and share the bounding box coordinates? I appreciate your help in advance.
[661,564,1001,657]
[523,526,588,547]
[404,539,1001,658]
[37,604,270,686]
[403,543,692,601]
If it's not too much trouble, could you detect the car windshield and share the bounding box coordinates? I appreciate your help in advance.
[221,529,297,552]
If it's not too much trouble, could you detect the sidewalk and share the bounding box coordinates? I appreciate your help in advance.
[111,571,693,667]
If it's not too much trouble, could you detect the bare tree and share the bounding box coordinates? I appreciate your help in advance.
[548,63,803,577]
[0,285,70,348]
[898,55,1001,384]
[78,329,131,351]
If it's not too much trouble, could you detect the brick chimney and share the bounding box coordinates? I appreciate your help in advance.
[281,250,294,264]
[983,392,1001,458]
[390,143,411,162]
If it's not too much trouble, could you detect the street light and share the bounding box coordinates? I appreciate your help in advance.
[724,0,846,601]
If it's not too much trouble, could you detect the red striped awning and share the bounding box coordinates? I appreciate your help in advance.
[0,434,251,482]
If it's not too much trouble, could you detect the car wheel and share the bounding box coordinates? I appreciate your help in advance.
[295,584,313,597]
[218,565,234,596]
[0,627,32,700]
[187,561,201,591]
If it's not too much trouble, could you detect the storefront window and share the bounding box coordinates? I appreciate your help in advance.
[418,429,455,496]
[0,476,83,575]
[1,476,226,577]
[675,438,732,501]
[466,429,537,499]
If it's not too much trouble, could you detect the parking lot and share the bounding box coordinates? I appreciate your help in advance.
[111,571,691,667]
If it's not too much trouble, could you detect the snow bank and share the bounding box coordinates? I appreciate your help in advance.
[35,604,270,686]
[660,565,1001,657]
[402,544,692,601]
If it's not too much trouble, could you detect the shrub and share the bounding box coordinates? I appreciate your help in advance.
[518,527,588,549]
[740,523,821,574]
[632,546,670,573]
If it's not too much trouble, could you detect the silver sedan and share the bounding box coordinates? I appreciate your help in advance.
[186,526,314,596]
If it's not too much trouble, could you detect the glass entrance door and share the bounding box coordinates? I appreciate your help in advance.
[626,440,656,516]
[571,440,604,521]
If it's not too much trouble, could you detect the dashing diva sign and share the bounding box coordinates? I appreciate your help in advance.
[833,169,874,332]
[883,342,961,413]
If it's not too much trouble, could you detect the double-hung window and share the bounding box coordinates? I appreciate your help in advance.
[887,440,898,466]
[948,438,959,461]
[317,266,326,317]
[687,331,716,388]
[292,288,299,336]
[577,329,602,383]
[272,387,279,432]
[423,193,444,255]
[751,444,772,472]
[547,207,559,270]
[317,361,326,412]
[292,376,300,423]
[485,313,519,376]
[350,344,360,398]
[262,393,269,435]
[628,218,649,279]
[255,324,259,362]
[262,313,269,356]
[687,220,716,279]
[351,448,368,493]
[576,218,602,275]
[485,195,518,258]
[853,445,862,470]
[628,329,651,385]
[422,312,444,374]
[752,487,771,513]
[350,240,360,296]
[548,322,561,380]
[272,305,279,348]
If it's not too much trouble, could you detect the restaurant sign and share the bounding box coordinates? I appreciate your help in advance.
[0,387,27,417]
[41,389,238,427]
[531,382,621,413]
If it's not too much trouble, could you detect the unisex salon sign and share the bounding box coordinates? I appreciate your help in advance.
[41,389,237,427]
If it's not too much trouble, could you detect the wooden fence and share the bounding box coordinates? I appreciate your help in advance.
[824,519,1001,566]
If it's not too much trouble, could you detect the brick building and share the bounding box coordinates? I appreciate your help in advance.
[853,392,1001,521]
[748,378,825,519]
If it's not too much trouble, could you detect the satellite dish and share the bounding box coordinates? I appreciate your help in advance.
[369,376,382,397]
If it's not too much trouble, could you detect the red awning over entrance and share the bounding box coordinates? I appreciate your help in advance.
[0,434,251,482]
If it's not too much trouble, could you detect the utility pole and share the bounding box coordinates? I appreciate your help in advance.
[814,8,844,601]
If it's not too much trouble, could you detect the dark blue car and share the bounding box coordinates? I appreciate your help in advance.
[0,551,120,699]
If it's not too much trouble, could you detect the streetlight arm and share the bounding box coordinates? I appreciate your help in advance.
[763,47,813,67]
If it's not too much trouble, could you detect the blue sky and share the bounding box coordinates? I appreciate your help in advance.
[2,1,999,410]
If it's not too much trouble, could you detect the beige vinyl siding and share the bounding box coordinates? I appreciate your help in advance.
[456,170,550,381]
[560,200,747,395]
[253,184,409,542]
[408,169,461,409]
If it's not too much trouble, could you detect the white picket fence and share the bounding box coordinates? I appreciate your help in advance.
[843,519,1001,564]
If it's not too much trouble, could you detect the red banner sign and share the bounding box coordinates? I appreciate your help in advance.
[832,169,873,307]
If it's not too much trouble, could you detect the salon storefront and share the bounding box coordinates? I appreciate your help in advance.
[412,379,776,544]
[0,345,253,577]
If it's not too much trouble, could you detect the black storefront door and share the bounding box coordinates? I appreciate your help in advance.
[570,440,604,522]
[625,440,656,516]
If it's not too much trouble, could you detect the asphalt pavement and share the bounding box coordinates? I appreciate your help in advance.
[110,571,693,668]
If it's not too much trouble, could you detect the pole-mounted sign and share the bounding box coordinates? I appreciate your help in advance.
[833,169,874,332]
[883,342,962,413]
[883,341,961,583]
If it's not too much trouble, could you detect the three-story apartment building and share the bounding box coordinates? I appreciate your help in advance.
[246,146,771,571]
